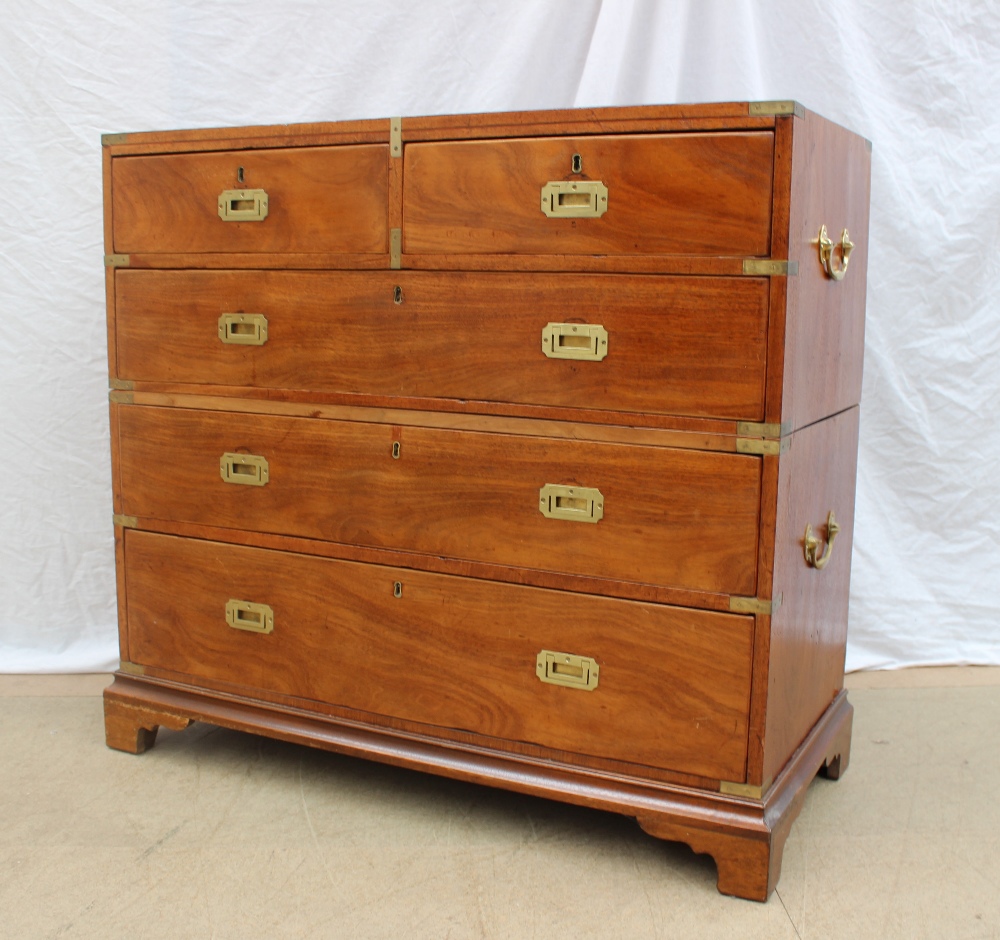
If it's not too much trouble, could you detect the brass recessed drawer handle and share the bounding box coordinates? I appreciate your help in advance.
[536,650,599,691]
[804,510,840,569]
[817,225,853,281]
[218,188,269,222]
[220,452,269,486]
[539,484,604,523]
[541,322,608,361]
[218,313,268,346]
[540,180,608,218]
[225,599,274,634]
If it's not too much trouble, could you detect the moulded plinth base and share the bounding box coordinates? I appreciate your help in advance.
[104,676,851,901]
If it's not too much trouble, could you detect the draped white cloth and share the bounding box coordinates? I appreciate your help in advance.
[2,0,998,671]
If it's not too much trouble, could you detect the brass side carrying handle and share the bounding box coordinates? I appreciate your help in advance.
[218,313,268,346]
[226,599,274,634]
[536,650,599,691]
[540,180,608,218]
[220,452,269,486]
[218,189,269,222]
[817,225,854,281]
[541,322,608,361]
[804,510,840,569]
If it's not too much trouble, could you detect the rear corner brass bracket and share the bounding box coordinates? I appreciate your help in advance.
[390,118,402,158]
[109,390,134,404]
[110,378,134,391]
[102,133,129,146]
[390,228,401,269]
[118,661,145,676]
[105,254,130,268]
[729,593,783,617]
[748,100,805,118]
[719,780,764,799]
[742,259,798,277]
[113,514,138,528]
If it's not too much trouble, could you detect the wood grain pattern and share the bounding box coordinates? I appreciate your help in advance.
[115,270,768,421]
[124,530,754,781]
[115,404,762,595]
[403,133,774,256]
[779,110,871,431]
[112,145,388,254]
[761,407,859,786]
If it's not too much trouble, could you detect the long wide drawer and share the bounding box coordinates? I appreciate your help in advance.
[111,145,388,254]
[114,270,769,420]
[124,530,754,780]
[402,132,774,256]
[115,405,761,595]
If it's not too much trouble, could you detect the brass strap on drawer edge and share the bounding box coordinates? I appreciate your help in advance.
[729,594,782,616]
[742,259,798,276]
[736,436,790,456]
[112,514,138,528]
[102,132,129,146]
[390,228,401,269]
[118,661,145,676]
[105,254,130,267]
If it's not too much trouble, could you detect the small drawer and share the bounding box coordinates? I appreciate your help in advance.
[111,145,388,255]
[402,132,773,256]
[116,405,761,596]
[125,531,754,780]
[114,270,768,421]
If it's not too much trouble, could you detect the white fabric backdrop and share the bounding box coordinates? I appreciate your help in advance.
[1,0,998,672]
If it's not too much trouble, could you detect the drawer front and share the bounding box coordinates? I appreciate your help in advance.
[403,132,773,256]
[116,405,761,595]
[111,145,388,254]
[125,531,753,780]
[115,270,768,421]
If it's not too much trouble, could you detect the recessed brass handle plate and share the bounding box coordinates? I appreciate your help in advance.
[804,510,840,569]
[220,452,269,486]
[817,225,854,281]
[540,180,608,218]
[541,323,608,361]
[218,188,269,222]
[225,599,274,634]
[539,484,604,523]
[536,650,599,691]
[218,313,268,346]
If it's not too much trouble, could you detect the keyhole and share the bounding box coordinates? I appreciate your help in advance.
[571,153,582,173]
[393,285,403,304]
[237,166,244,183]
[392,441,401,459]
[393,581,402,598]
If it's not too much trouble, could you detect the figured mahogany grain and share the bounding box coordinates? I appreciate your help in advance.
[403,133,774,256]
[115,270,768,421]
[779,110,871,431]
[112,145,388,254]
[123,531,753,780]
[761,407,860,786]
[115,404,761,595]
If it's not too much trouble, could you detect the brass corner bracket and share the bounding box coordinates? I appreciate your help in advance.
[729,594,783,617]
[748,100,805,118]
[742,259,798,277]
[104,254,130,268]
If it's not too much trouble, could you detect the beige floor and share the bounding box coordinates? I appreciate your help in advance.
[1,669,998,939]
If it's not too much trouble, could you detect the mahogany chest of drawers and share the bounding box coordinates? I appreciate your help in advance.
[102,101,870,900]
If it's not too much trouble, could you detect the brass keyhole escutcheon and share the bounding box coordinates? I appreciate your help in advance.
[571,153,582,173]
[391,441,401,459]
[393,581,402,598]
[393,285,403,304]
[237,166,244,183]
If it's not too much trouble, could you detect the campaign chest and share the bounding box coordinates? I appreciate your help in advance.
[102,101,870,901]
